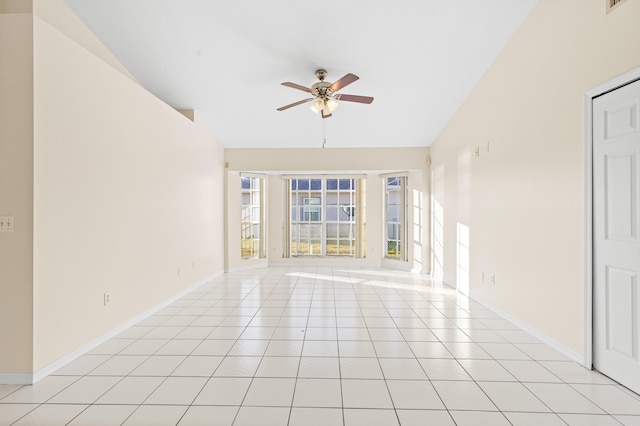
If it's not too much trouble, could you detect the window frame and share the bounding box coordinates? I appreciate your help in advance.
[286,176,363,257]
[240,174,266,260]
[383,173,408,261]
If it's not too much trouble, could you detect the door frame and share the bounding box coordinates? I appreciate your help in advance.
[584,66,640,369]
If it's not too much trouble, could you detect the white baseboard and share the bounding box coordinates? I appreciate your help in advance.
[462,286,583,363]
[225,262,268,273]
[1,272,222,385]
[268,261,381,268]
[0,373,33,385]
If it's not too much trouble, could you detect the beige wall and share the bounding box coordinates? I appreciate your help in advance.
[430,0,640,358]
[31,15,224,371]
[224,148,430,272]
[1,0,224,378]
[0,12,34,375]
[0,0,31,13]
[225,148,430,172]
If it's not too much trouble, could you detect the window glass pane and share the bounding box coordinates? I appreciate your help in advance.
[338,192,351,206]
[311,179,322,190]
[241,177,251,189]
[387,240,399,257]
[303,201,321,221]
[291,180,297,190]
[241,241,251,258]
[309,224,322,239]
[387,223,395,239]
[387,206,398,222]
[291,207,297,221]
[327,179,338,190]
[298,179,309,190]
[326,191,338,205]
[326,223,338,238]
[391,192,401,205]
[298,224,309,239]
[241,224,250,239]
[338,207,349,221]
[339,223,352,239]
[327,207,338,221]
[339,179,351,190]
[326,240,338,255]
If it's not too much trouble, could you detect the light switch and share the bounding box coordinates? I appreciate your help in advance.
[0,216,15,232]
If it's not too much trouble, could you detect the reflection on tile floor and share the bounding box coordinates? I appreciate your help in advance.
[2,267,640,425]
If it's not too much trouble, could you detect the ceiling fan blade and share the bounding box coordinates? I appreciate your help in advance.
[329,73,359,92]
[281,82,313,93]
[277,98,314,111]
[321,110,332,119]
[335,94,374,104]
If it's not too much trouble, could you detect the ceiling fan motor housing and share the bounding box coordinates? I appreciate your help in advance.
[311,81,333,98]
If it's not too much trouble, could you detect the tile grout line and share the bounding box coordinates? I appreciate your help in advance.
[381,273,460,425]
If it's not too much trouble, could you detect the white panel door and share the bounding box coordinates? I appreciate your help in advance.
[594,78,640,393]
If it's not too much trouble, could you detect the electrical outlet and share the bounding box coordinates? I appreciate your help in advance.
[490,275,496,285]
[0,216,15,232]
[474,147,480,157]
[104,293,111,306]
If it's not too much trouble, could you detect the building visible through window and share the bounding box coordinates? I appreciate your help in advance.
[289,177,361,257]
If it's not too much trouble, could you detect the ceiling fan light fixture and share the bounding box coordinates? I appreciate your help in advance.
[310,98,324,114]
[325,98,339,114]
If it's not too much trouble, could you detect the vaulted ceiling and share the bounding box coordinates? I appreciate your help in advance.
[64,0,537,149]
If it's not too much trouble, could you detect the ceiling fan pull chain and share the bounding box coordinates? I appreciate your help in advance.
[322,119,327,148]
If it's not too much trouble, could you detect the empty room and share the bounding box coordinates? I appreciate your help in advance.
[1,0,640,424]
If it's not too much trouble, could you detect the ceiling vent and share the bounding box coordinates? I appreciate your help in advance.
[607,0,627,13]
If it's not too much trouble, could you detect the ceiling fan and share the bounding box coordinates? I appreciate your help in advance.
[277,69,374,119]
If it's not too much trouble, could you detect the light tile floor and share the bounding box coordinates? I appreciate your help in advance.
[2,267,640,425]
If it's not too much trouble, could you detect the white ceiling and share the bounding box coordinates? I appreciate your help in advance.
[63,0,537,149]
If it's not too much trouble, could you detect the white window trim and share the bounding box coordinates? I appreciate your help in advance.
[284,176,364,258]
[240,174,266,260]
[383,174,408,262]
